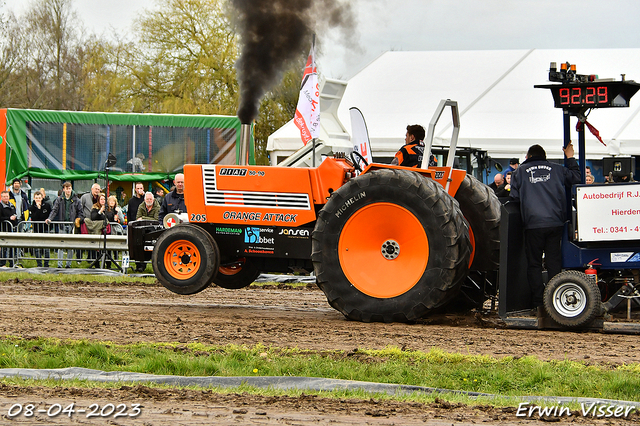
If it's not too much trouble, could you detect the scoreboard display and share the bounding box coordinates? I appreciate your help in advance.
[535,81,640,109]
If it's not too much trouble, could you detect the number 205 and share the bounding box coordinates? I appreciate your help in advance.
[190,214,206,222]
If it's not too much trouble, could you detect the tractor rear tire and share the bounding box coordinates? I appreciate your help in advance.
[312,168,471,323]
[543,270,601,328]
[152,224,220,295]
[454,174,501,271]
[213,257,261,289]
[449,175,501,312]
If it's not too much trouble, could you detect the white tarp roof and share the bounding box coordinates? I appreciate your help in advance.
[269,48,640,161]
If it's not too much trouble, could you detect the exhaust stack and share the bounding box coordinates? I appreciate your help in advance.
[239,123,251,165]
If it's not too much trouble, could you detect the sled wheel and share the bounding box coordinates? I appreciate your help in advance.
[213,257,261,289]
[448,270,498,312]
[454,174,501,271]
[312,168,470,323]
[152,224,219,295]
[543,270,601,328]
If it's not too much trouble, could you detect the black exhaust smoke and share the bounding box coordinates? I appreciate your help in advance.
[239,123,251,165]
[230,0,356,124]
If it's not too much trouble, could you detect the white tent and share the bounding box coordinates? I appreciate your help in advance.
[268,48,640,163]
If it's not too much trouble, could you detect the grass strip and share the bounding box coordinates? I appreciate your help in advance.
[0,271,292,287]
[0,271,157,285]
[0,375,540,409]
[0,337,638,403]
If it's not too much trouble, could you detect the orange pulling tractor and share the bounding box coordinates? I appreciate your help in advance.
[141,101,501,322]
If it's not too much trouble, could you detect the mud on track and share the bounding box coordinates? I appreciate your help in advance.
[0,277,639,425]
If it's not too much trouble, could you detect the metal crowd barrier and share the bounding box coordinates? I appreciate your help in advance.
[0,220,140,273]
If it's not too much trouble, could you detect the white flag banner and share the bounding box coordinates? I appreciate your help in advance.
[349,107,373,172]
[294,45,320,145]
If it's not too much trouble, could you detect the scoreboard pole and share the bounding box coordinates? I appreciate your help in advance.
[562,109,587,182]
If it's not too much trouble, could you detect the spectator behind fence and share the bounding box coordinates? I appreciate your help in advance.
[106,195,124,231]
[79,183,101,221]
[46,182,79,268]
[104,195,124,269]
[78,183,102,263]
[28,190,51,267]
[137,192,160,221]
[87,193,110,268]
[154,188,165,204]
[127,182,145,222]
[9,178,29,222]
[0,190,19,267]
[88,193,107,231]
[40,187,53,209]
[159,173,186,222]
[127,182,146,272]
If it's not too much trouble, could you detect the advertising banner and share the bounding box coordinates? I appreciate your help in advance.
[576,183,640,242]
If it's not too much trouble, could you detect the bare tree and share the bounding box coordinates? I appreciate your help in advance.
[0,10,22,104]
[0,0,85,110]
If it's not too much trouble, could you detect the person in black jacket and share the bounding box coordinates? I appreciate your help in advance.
[28,190,51,267]
[46,182,79,268]
[127,182,145,222]
[159,173,187,223]
[495,171,512,198]
[0,190,19,267]
[510,143,581,313]
[488,173,504,193]
[89,194,110,269]
[8,178,29,222]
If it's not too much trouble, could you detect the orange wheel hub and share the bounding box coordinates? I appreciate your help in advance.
[164,239,201,280]
[338,202,428,298]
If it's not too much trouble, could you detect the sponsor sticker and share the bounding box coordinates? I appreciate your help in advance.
[244,227,275,245]
[611,252,634,263]
[216,227,242,235]
[278,228,310,238]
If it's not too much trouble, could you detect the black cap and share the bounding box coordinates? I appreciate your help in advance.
[12,178,21,184]
[509,158,519,165]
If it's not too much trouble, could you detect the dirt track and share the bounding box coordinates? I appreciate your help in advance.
[0,277,639,425]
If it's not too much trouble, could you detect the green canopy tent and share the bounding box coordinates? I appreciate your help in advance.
[1,108,253,186]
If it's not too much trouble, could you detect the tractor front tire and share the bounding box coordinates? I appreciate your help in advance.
[152,224,220,295]
[543,270,601,328]
[312,168,471,323]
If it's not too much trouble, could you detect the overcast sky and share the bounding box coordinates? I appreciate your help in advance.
[3,0,640,79]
